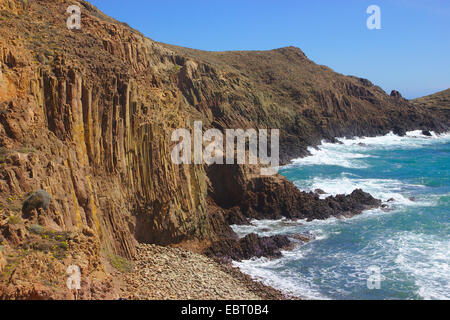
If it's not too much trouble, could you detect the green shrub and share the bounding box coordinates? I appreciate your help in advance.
[17,147,36,154]
[58,241,68,250]
[108,253,133,273]
[7,215,20,225]
[29,224,44,234]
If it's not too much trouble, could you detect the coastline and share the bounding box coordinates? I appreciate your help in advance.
[227,130,450,300]
[117,243,297,300]
[118,131,441,301]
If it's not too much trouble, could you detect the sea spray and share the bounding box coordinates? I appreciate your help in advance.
[233,131,450,300]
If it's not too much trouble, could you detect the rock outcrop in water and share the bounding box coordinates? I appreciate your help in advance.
[206,233,293,262]
[208,164,382,223]
[0,0,447,299]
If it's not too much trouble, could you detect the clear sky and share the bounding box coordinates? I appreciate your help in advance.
[87,0,449,99]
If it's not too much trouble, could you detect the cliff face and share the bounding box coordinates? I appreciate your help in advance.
[0,0,221,259]
[164,45,447,162]
[0,0,222,298]
[410,89,450,122]
[0,0,447,299]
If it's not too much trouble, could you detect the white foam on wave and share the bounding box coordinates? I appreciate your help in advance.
[233,131,449,299]
[232,207,390,240]
[290,147,370,169]
[235,226,450,300]
[233,250,330,300]
[294,175,432,206]
[233,210,450,300]
[231,215,340,240]
[288,131,450,169]
[339,130,450,149]
[231,218,305,238]
[390,232,450,300]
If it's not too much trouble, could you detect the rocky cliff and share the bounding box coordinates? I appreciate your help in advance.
[410,88,450,122]
[0,0,447,299]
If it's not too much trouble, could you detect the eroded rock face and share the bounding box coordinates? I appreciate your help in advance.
[206,233,293,262]
[0,0,444,252]
[410,89,450,122]
[0,0,219,262]
[207,164,381,223]
[0,221,120,300]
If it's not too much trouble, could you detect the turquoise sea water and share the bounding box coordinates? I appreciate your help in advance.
[233,131,450,300]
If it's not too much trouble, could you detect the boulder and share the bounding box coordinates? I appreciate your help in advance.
[206,233,292,262]
[21,190,51,218]
[390,90,404,100]
[314,189,326,195]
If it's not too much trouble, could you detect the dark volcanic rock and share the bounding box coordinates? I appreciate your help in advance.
[422,130,432,136]
[324,137,343,144]
[207,164,382,223]
[206,181,381,261]
[239,234,292,260]
[390,90,404,100]
[314,189,327,195]
[224,207,251,226]
[324,189,382,219]
[206,233,292,262]
[291,234,313,243]
[393,126,407,136]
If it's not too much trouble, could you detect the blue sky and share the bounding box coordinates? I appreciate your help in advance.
[88,0,449,99]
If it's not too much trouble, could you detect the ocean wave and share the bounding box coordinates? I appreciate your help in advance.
[338,130,450,149]
[234,131,449,300]
[294,176,432,206]
[231,218,304,238]
[290,148,370,169]
[287,130,450,169]
[233,252,330,300]
[390,232,450,300]
[234,227,450,300]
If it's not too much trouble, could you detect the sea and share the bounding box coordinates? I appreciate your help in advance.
[233,130,450,300]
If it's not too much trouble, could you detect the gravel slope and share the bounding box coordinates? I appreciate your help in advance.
[118,244,292,300]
